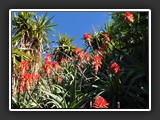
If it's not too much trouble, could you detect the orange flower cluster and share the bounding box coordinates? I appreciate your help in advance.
[18,61,39,94]
[77,51,84,60]
[93,96,109,108]
[84,52,90,62]
[124,12,134,23]
[19,60,29,74]
[103,34,110,42]
[74,46,80,55]
[43,54,61,74]
[74,46,84,61]
[75,47,91,62]
[60,58,67,63]
[84,33,92,46]
[53,61,61,72]
[45,54,52,61]
[92,54,102,75]
[43,54,53,75]
[109,61,121,75]
[55,76,62,84]
[19,73,39,94]
[19,73,32,94]
[43,60,53,75]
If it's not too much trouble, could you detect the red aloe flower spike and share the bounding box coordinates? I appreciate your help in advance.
[19,60,29,74]
[45,54,52,62]
[74,46,80,55]
[43,61,53,75]
[109,61,121,75]
[74,46,84,61]
[124,12,134,23]
[84,33,92,46]
[20,73,32,84]
[53,61,61,72]
[19,73,32,95]
[85,52,90,62]
[61,58,67,63]
[56,76,62,84]
[103,34,110,42]
[77,51,84,61]
[92,55,102,75]
[93,96,109,108]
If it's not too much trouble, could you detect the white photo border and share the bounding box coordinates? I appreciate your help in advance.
[9,9,151,111]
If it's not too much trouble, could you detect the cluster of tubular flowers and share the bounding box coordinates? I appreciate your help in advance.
[43,54,61,74]
[55,76,62,84]
[45,54,52,61]
[19,73,32,94]
[74,46,84,61]
[60,58,67,63]
[75,46,80,55]
[109,61,121,75]
[19,73,39,94]
[84,33,92,46]
[53,61,61,72]
[92,54,102,75]
[19,60,29,74]
[18,61,39,94]
[43,54,53,75]
[84,52,90,62]
[103,34,110,42]
[123,12,134,23]
[93,96,109,108]
[43,60,53,75]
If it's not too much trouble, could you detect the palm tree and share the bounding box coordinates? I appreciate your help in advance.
[12,12,56,72]
[53,34,76,62]
[11,12,56,96]
[31,12,57,73]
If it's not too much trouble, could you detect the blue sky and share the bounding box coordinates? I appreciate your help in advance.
[35,12,111,49]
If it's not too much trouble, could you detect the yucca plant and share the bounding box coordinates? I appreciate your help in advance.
[12,12,56,73]
[52,33,76,62]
